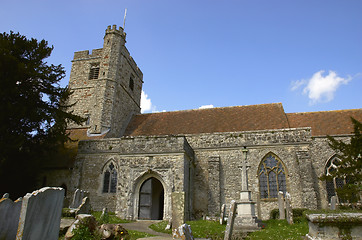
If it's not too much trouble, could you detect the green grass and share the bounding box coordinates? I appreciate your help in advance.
[245,219,308,240]
[92,211,134,224]
[149,219,225,239]
[128,230,155,239]
[149,220,172,234]
[186,219,226,239]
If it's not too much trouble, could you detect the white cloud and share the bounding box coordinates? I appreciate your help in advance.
[290,79,307,91]
[292,70,352,104]
[199,104,214,109]
[140,90,154,113]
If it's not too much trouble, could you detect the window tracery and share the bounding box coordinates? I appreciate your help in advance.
[258,153,287,199]
[325,156,346,203]
[102,162,117,193]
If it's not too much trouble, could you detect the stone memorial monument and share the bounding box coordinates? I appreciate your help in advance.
[233,147,260,233]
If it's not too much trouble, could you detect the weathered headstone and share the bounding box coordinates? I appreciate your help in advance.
[330,196,337,210]
[2,193,9,199]
[285,192,293,225]
[76,197,91,215]
[220,203,226,224]
[172,223,194,240]
[278,191,285,219]
[0,197,22,240]
[224,200,237,240]
[16,187,64,240]
[70,189,89,209]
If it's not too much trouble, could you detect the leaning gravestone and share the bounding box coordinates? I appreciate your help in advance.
[278,191,285,219]
[285,192,293,225]
[330,196,337,210]
[220,204,226,224]
[224,200,237,240]
[16,187,64,240]
[70,189,89,209]
[76,197,91,215]
[0,196,22,240]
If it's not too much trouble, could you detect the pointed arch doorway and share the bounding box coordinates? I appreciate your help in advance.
[138,177,164,220]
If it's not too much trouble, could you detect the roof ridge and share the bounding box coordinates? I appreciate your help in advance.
[139,102,284,116]
[287,108,362,115]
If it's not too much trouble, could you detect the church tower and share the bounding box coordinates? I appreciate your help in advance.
[67,25,143,137]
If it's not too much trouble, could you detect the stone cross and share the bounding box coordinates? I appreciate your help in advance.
[239,147,251,191]
[224,200,237,240]
[278,191,285,219]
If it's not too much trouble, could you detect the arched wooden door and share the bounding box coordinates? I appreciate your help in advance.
[138,177,164,220]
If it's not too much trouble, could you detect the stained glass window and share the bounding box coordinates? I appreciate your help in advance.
[258,153,287,199]
[102,162,118,193]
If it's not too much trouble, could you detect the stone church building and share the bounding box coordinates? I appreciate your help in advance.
[44,25,362,221]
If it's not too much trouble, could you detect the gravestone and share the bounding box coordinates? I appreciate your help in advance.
[330,196,337,210]
[224,200,237,240]
[220,204,226,224]
[278,191,285,219]
[100,207,108,222]
[76,197,91,215]
[16,187,64,240]
[172,223,194,240]
[285,192,293,225]
[0,197,22,240]
[70,189,88,209]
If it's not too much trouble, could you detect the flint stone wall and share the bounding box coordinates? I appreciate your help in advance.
[74,135,194,220]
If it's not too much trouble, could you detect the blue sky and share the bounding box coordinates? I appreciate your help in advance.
[1,0,361,113]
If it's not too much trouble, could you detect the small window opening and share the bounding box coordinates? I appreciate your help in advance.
[102,162,118,193]
[129,75,134,91]
[89,65,100,80]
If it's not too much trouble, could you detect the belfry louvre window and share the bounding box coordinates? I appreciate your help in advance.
[89,65,100,80]
[325,156,347,203]
[258,153,287,199]
[102,162,117,193]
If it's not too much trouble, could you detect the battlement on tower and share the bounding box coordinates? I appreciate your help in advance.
[105,24,126,37]
[73,48,103,60]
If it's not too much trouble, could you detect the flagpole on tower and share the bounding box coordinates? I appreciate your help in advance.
[123,8,127,30]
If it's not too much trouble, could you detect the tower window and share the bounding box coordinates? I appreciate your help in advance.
[325,156,347,203]
[129,75,134,91]
[89,65,100,80]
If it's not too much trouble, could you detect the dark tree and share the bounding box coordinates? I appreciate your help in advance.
[0,32,84,198]
[322,118,362,207]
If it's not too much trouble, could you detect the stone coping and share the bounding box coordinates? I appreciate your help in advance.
[306,213,362,223]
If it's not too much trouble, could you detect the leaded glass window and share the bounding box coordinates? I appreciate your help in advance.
[325,156,346,203]
[102,162,117,193]
[258,153,287,199]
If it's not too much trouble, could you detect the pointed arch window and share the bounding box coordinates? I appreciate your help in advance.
[258,153,287,199]
[102,162,117,193]
[325,156,346,203]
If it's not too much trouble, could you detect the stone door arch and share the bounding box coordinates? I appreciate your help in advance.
[138,177,164,220]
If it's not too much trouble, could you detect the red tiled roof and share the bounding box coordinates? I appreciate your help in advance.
[124,103,362,137]
[287,109,362,136]
[124,103,290,136]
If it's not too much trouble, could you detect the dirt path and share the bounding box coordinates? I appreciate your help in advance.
[122,220,172,239]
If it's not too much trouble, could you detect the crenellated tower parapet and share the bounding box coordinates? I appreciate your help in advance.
[67,25,143,137]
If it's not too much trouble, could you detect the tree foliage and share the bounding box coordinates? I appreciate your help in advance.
[0,31,84,198]
[323,118,362,206]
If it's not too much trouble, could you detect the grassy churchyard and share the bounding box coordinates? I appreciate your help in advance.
[61,208,362,239]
